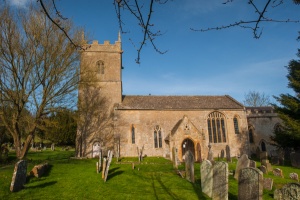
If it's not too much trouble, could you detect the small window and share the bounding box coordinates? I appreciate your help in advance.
[154,125,162,148]
[233,117,239,134]
[96,60,104,74]
[131,125,135,144]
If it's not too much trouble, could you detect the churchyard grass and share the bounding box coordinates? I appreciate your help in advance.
[1,150,300,200]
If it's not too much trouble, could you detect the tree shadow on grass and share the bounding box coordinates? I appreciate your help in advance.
[193,178,212,200]
[25,181,57,189]
[107,167,124,181]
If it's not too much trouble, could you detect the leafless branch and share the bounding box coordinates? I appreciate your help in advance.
[194,0,299,39]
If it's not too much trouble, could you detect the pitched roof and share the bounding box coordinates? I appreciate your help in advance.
[116,95,244,110]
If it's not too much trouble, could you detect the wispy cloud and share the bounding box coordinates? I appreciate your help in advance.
[9,0,32,8]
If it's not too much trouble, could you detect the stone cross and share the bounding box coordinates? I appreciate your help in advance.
[10,160,27,192]
[200,160,213,198]
[234,154,250,180]
[212,161,228,200]
[238,167,263,200]
[185,150,194,183]
[274,183,300,200]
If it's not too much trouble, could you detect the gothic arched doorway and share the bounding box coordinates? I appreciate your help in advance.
[182,138,195,160]
[261,141,266,152]
[92,142,101,158]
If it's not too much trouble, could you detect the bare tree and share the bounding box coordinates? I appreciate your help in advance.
[243,90,271,107]
[0,4,81,159]
[76,85,115,157]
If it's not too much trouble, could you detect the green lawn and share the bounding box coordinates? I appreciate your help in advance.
[0,150,299,200]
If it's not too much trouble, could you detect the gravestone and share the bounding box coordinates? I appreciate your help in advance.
[10,160,27,192]
[172,147,178,169]
[274,183,300,200]
[185,150,194,183]
[273,168,284,178]
[30,163,48,178]
[249,160,256,168]
[104,150,113,182]
[201,160,213,198]
[238,167,263,200]
[207,144,213,162]
[220,149,225,159]
[98,149,102,172]
[234,154,250,180]
[260,151,268,161]
[96,162,99,173]
[261,159,272,172]
[290,152,300,168]
[51,143,55,151]
[102,158,107,179]
[259,165,267,174]
[263,178,273,190]
[289,172,299,182]
[226,145,231,162]
[256,147,261,159]
[212,161,228,200]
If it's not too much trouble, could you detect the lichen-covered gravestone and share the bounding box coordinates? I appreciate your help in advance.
[212,161,228,200]
[185,150,194,183]
[249,160,256,168]
[259,165,267,174]
[207,144,213,162]
[225,145,231,162]
[263,178,273,190]
[273,168,284,178]
[238,167,263,200]
[274,183,300,200]
[201,160,213,198]
[10,160,27,192]
[234,154,250,180]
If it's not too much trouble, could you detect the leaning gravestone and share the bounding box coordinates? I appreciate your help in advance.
[10,160,27,192]
[225,145,231,162]
[238,167,263,200]
[273,168,284,178]
[234,154,250,180]
[98,149,102,172]
[104,150,113,182]
[274,183,300,200]
[201,160,213,198]
[290,152,300,168]
[172,147,178,169]
[185,150,194,183]
[212,161,228,200]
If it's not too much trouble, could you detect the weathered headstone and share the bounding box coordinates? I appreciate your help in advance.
[290,152,300,168]
[225,145,231,162]
[102,158,107,179]
[172,147,178,169]
[30,163,48,178]
[273,168,284,178]
[290,172,299,182]
[274,183,300,200]
[96,162,99,173]
[51,143,55,151]
[263,178,273,190]
[10,160,27,192]
[185,150,194,183]
[212,161,228,200]
[249,160,256,168]
[260,151,268,161]
[256,147,261,159]
[259,165,267,174]
[207,144,213,162]
[261,159,272,172]
[234,154,250,180]
[104,150,113,182]
[98,149,102,172]
[201,160,213,198]
[220,149,225,159]
[238,167,263,200]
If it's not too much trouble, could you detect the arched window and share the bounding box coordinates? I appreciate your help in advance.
[261,141,266,151]
[233,117,239,134]
[131,125,135,144]
[274,123,282,133]
[249,128,254,143]
[207,112,227,143]
[96,60,104,74]
[154,125,162,148]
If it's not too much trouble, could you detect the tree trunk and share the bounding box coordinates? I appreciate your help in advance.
[19,134,34,160]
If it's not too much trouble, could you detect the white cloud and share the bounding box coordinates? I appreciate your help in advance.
[9,0,31,8]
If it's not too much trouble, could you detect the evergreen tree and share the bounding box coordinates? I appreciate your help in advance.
[273,48,300,150]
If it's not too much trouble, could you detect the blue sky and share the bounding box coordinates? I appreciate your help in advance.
[10,0,300,104]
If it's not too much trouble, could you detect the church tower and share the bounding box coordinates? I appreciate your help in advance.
[79,34,122,107]
[76,34,122,158]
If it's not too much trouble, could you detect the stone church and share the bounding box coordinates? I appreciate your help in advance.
[76,35,280,161]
